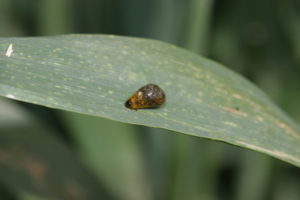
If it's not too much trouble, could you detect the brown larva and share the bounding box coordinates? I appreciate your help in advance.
[125,84,166,110]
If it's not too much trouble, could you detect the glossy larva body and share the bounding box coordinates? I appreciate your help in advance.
[125,84,166,110]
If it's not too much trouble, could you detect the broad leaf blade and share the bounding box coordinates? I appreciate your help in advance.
[0,35,299,167]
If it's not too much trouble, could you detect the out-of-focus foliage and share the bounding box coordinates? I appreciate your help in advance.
[0,0,299,200]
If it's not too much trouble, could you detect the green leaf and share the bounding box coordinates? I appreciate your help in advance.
[0,34,300,167]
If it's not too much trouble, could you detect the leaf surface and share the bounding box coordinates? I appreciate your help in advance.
[0,35,300,167]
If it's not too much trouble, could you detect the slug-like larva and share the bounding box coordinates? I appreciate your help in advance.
[125,84,166,110]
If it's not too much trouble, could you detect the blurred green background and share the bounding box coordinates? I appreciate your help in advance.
[0,0,300,199]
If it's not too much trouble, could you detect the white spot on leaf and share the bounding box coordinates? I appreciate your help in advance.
[223,121,238,127]
[6,94,16,99]
[5,43,13,57]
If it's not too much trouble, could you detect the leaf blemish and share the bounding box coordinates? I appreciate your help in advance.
[276,121,300,139]
[255,116,264,122]
[232,93,242,99]
[223,121,238,127]
[5,43,13,57]
[5,94,16,99]
[223,106,247,117]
